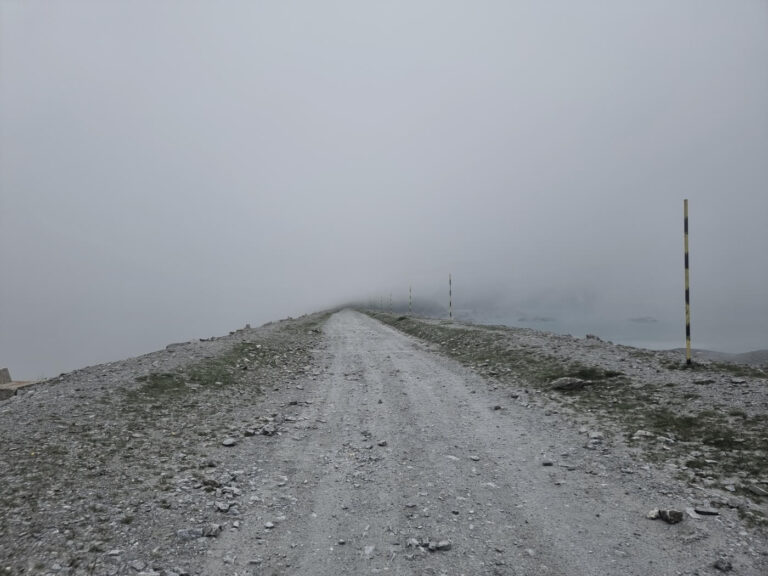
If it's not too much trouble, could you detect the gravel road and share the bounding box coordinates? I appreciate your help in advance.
[204,310,760,575]
[2,309,764,575]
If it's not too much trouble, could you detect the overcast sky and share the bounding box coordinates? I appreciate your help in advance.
[2,1,767,379]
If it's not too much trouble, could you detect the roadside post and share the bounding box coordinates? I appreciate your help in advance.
[409,285,412,315]
[449,273,453,320]
[684,199,692,365]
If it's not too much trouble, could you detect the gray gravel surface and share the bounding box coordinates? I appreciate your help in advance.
[204,310,766,575]
[2,309,766,575]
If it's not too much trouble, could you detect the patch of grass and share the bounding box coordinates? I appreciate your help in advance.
[708,361,766,378]
[132,372,186,397]
[662,359,766,378]
[567,366,624,381]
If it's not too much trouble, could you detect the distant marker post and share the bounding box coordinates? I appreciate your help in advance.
[684,199,692,365]
[409,285,412,315]
[449,273,453,320]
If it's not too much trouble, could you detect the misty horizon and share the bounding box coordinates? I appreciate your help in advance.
[2,1,767,380]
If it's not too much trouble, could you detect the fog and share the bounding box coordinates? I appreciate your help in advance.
[2,1,767,380]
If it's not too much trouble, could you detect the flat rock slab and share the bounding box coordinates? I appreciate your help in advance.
[0,381,37,401]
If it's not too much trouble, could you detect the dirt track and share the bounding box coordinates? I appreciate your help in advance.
[203,310,761,575]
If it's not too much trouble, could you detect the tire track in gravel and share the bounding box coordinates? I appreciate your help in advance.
[204,309,750,576]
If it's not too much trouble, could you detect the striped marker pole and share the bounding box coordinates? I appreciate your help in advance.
[409,285,412,315]
[449,273,453,320]
[684,199,692,365]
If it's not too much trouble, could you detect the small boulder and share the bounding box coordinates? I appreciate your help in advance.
[747,484,768,497]
[261,424,278,436]
[202,523,223,537]
[659,509,684,524]
[713,558,733,572]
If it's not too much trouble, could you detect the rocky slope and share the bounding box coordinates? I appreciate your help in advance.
[0,313,328,575]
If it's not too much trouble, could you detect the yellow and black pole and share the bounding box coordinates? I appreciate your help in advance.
[684,199,692,365]
[409,285,412,315]
[449,273,453,320]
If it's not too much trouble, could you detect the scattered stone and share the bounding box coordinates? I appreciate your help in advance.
[685,507,701,519]
[221,437,238,447]
[730,378,746,385]
[713,558,733,572]
[337,539,346,545]
[542,460,554,467]
[632,430,654,440]
[215,501,231,513]
[202,523,222,537]
[176,528,204,541]
[584,431,604,450]
[747,485,768,497]
[492,405,502,410]
[549,377,591,391]
[469,455,480,461]
[363,545,375,557]
[264,521,275,529]
[128,560,146,571]
[261,424,278,436]
[377,440,388,447]
[694,507,719,516]
[435,540,452,551]
[649,509,683,524]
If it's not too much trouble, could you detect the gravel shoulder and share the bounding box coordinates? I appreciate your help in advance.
[2,309,766,575]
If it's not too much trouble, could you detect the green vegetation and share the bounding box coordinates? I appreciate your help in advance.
[662,358,766,378]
